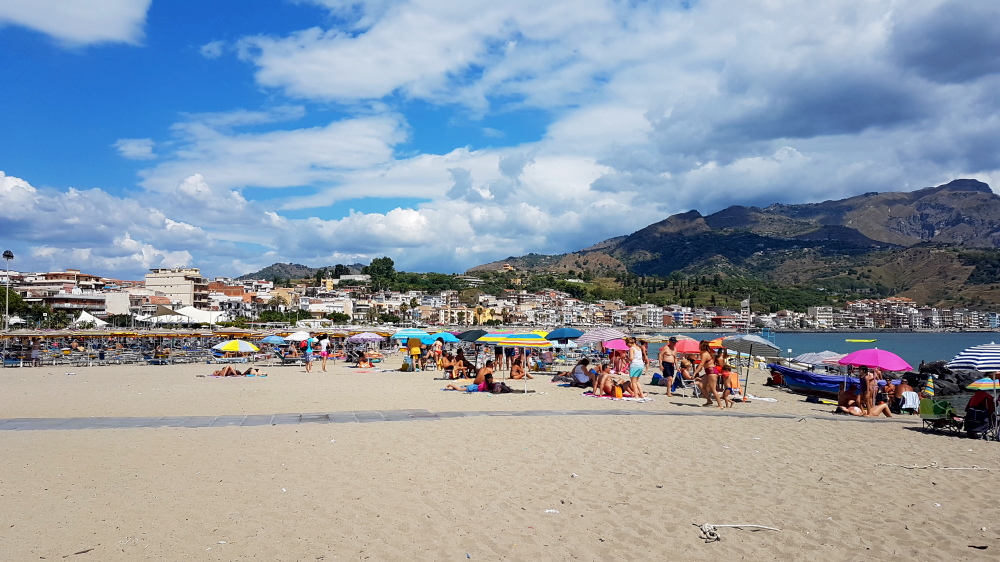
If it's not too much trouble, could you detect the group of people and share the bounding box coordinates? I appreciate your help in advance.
[554,337,652,400]
[654,338,744,408]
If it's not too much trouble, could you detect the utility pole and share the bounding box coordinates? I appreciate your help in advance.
[3,250,13,332]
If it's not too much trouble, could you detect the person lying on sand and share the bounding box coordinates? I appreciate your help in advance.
[836,403,893,417]
[242,367,267,376]
[445,373,493,392]
[212,365,242,377]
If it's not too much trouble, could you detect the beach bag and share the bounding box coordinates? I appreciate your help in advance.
[299,340,308,349]
[614,386,623,399]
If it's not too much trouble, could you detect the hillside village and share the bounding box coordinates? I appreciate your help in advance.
[2,265,999,332]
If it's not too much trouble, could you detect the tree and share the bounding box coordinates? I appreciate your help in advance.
[364,257,396,291]
[326,312,351,323]
[315,269,326,286]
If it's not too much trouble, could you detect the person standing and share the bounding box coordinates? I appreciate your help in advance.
[432,337,444,369]
[304,334,316,373]
[626,337,647,400]
[658,337,678,396]
[318,333,330,372]
[693,340,723,408]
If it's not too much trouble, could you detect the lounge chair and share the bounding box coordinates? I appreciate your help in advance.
[273,350,303,366]
[919,398,962,434]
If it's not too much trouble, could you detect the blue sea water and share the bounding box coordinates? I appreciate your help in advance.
[648,332,1000,371]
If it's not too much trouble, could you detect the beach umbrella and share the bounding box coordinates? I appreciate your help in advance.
[212,339,259,353]
[259,335,287,345]
[794,351,845,365]
[428,332,460,343]
[673,339,702,354]
[923,374,935,398]
[576,328,628,345]
[966,377,1000,391]
[722,334,781,400]
[458,329,488,342]
[391,328,431,340]
[497,333,550,387]
[545,327,584,340]
[286,331,311,342]
[475,331,518,344]
[945,342,1000,372]
[603,339,629,351]
[838,348,912,372]
[348,332,385,343]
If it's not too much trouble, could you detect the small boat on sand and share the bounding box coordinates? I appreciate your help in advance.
[768,363,858,398]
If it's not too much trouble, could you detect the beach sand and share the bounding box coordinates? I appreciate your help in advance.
[0,356,997,560]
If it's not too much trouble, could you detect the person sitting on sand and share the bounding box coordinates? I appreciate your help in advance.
[452,354,472,379]
[473,360,495,384]
[838,382,860,408]
[592,363,630,397]
[509,357,534,380]
[837,403,893,417]
[566,358,594,388]
[440,353,455,378]
[357,351,372,369]
[445,373,493,392]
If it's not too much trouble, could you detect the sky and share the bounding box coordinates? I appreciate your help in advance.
[1,0,999,280]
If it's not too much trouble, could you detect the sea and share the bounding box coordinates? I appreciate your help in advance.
[648,332,1000,370]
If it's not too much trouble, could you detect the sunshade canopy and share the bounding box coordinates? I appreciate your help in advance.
[838,348,912,371]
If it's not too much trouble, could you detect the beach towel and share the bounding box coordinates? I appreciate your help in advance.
[581,391,652,402]
[901,391,920,410]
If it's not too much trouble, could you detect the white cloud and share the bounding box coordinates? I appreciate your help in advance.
[5,0,1000,280]
[113,138,156,160]
[0,0,150,46]
[199,40,225,59]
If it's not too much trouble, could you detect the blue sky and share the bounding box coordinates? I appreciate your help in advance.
[1,0,999,280]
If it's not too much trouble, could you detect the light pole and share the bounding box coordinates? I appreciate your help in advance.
[3,250,13,332]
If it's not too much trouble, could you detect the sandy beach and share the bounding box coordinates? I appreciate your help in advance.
[0,355,997,560]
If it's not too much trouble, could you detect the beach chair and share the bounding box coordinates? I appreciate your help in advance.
[919,398,962,434]
[672,375,700,398]
[273,350,303,366]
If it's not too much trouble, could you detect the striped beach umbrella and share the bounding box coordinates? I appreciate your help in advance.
[576,328,628,345]
[966,377,1000,391]
[475,331,518,344]
[212,339,259,353]
[923,374,935,398]
[496,333,552,348]
[945,342,1000,372]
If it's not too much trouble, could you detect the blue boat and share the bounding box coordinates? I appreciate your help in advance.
[768,363,858,398]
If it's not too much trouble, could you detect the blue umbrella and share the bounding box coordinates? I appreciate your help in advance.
[260,335,287,345]
[421,332,460,344]
[545,327,584,340]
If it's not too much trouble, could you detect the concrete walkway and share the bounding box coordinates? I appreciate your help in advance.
[0,408,913,431]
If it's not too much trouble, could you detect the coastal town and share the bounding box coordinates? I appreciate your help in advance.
[3,265,999,332]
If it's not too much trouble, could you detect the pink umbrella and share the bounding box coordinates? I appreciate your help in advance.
[603,339,629,351]
[838,348,912,372]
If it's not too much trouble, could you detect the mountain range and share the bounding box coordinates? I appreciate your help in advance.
[469,179,1000,308]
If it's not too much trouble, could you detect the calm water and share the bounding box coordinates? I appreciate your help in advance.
[648,332,1000,370]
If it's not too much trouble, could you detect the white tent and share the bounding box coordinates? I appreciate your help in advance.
[75,311,108,327]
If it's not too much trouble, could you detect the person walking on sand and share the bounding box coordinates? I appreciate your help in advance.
[627,337,647,400]
[693,340,723,408]
[658,337,678,396]
[304,334,316,373]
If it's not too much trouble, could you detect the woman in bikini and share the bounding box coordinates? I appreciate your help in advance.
[509,357,533,380]
[694,340,723,408]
